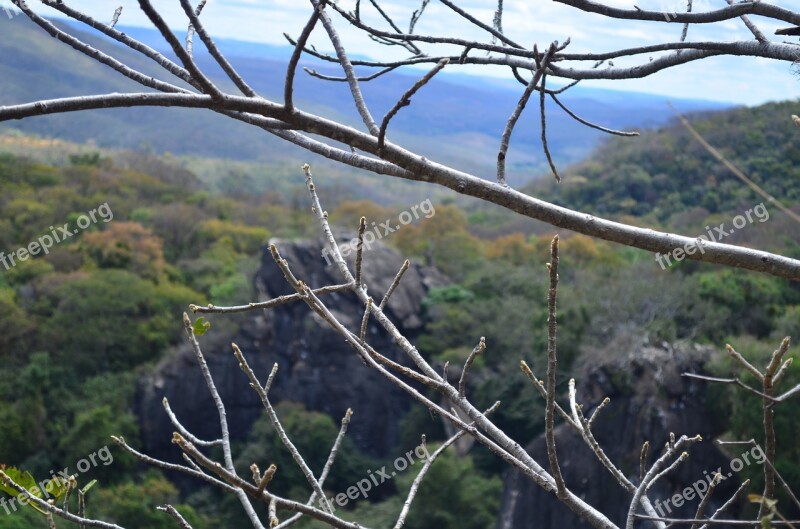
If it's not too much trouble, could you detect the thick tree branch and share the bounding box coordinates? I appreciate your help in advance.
[557,0,800,25]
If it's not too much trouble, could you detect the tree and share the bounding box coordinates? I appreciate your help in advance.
[2,2,800,529]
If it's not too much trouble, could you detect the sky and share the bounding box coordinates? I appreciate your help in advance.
[4,0,799,105]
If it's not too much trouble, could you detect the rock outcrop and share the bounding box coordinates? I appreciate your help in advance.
[497,342,740,529]
[137,237,740,528]
[136,235,447,466]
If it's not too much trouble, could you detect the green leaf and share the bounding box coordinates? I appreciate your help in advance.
[43,475,71,501]
[749,494,779,511]
[0,467,47,514]
[192,317,211,336]
[81,479,97,494]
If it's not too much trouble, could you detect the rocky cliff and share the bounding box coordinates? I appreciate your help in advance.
[136,235,447,465]
[136,238,739,528]
[497,342,740,529]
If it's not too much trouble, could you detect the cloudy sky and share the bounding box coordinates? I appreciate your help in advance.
[8,0,800,104]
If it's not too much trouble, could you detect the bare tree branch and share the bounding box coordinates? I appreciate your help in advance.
[545,235,566,495]
[182,314,265,529]
[378,58,449,151]
[231,343,333,514]
[458,336,486,398]
[497,43,556,185]
[285,6,323,111]
[314,0,380,135]
[557,0,800,25]
[157,505,194,529]
[179,0,257,97]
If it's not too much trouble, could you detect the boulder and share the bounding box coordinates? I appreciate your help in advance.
[136,235,447,467]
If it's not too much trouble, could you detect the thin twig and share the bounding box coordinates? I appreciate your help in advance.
[269,497,279,528]
[190,283,352,314]
[138,0,222,99]
[304,65,400,82]
[274,409,353,529]
[458,337,486,398]
[314,0,380,135]
[360,298,373,342]
[355,216,366,287]
[231,343,333,513]
[774,357,793,387]
[725,0,768,42]
[690,472,722,529]
[157,505,193,529]
[178,0,256,97]
[393,402,500,529]
[539,72,561,183]
[497,43,556,186]
[759,338,791,517]
[379,259,410,310]
[408,0,431,33]
[182,314,266,529]
[697,479,751,529]
[438,0,523,48]
[521,361,578,427]
[112,435,235,492]
[185,0,207,58]
[492,0,505,44]
[544,235,566,495]
[679,0,693,44]
[265,363,279,394]
[285,5,323,111]
[587,397,610,429]
[549,93,639,137]
[726,343,764,382]
[162,397,222,447]
[366,0,420,54]
[639,441,649,482]
[645,451,689,492]
[378,58,449,151]
[171,433,365,529]
[684,371,800,403]
[110,6,122,28]
[256,464,278,495]
[626,434,702,529]
[636,513,800,526]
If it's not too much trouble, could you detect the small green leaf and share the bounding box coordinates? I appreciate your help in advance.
[192,317,211,336]
[749,494,779,511]
[81,480,97,494]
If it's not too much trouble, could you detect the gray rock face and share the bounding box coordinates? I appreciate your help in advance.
[497,343,740,529]
[136,236,447,466]
[137,237,740,527]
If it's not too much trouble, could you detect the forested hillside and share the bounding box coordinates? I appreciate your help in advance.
[534,101,800,231]
[0,98,799,528]
[0,15,728,186]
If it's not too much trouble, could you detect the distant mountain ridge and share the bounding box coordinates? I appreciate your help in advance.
[0,15,731,185]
